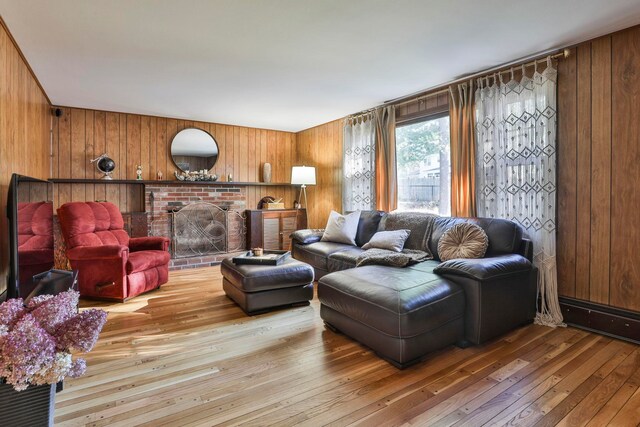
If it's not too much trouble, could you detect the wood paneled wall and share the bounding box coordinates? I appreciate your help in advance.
[556,25,640,312]
[296,119,343,229]
[51,108,297,212]
[0,21,51,293]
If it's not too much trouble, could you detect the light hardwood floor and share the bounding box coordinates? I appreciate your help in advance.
[55,267,640,426]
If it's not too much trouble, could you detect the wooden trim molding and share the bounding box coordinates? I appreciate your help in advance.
[559,296,640,344]
[395,92,449,126]
[49,178,294,186]
[396,108,449,127]
[0,15,51,105]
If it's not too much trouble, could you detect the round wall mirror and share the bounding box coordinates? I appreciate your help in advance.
[171,128,219,173]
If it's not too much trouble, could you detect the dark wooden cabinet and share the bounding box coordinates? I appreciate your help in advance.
[246,209,307,251]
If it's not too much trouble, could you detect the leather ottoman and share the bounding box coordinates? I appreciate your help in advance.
[221,257,315,315]
[318,265,465,368]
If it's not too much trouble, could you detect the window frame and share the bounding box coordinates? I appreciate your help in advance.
[395,110,449,129]
[394,111,452,215]
[395,105,449,127]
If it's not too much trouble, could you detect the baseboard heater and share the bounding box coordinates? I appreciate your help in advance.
[559,297,640,344]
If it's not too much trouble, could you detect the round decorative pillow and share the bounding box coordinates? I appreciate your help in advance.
[437,223,489,262]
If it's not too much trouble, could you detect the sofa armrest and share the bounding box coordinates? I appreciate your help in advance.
[67,245,129,261]
[290,229,325,245]
[519,238,534,262]
[434,254,537,345]
[433,254,532,281]
[129,236,170,252]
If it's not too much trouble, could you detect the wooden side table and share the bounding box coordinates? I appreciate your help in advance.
[246,209,307,251]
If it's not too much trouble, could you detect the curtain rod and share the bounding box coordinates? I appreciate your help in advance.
[346,107,376,120]
[386,48,571,108]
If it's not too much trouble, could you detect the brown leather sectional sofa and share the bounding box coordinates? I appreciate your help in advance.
[291,211,538,368]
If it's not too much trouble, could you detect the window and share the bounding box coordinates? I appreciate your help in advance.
[395,115,451,215]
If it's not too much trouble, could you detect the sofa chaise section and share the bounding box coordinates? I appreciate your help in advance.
[319,264,465,368]
[292,211,538,367]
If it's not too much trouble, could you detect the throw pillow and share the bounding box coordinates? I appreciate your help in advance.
[379,211,437,253]
[362,229,411,252]
[321,210,360,245]
[437,223,489,262]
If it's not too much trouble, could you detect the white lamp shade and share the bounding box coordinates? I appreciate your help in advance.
[291,166,316,185]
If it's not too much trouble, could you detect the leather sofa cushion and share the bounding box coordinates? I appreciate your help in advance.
[428,217,523,261]
[221,257,314,292]
[327,247,365,272]
[355,210,385,246]
[318,265,464,338]
[126,250,171,274]
[291,242,355,272]
[406,260,441,274]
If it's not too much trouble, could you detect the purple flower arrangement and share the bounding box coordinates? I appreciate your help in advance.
[0,290,107,391]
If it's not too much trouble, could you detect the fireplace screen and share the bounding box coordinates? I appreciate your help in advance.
[170,202,245,259]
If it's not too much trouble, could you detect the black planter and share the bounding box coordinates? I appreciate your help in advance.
[0,381,56,426]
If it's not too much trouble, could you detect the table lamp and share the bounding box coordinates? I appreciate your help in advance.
[291,166,316,210]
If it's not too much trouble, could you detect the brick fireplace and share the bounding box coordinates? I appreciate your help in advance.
[144,183,247,270]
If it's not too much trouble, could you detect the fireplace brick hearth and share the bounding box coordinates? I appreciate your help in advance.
[145,184,247,270]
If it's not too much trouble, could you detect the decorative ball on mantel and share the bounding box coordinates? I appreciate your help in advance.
[90,154,116,180]
[98,157,115,175]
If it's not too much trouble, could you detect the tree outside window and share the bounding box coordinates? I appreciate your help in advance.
[395,115,451,215]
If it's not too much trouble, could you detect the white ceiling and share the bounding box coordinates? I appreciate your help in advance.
[2,0,640,132]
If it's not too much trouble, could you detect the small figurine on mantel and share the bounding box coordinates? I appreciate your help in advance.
[157,170,163,181]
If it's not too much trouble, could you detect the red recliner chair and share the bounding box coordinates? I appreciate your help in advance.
[18,201,54,289]
[57,202,170,301]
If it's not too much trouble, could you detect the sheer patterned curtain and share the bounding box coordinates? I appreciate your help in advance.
[343,113,376,211]
[475,58,563,327]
